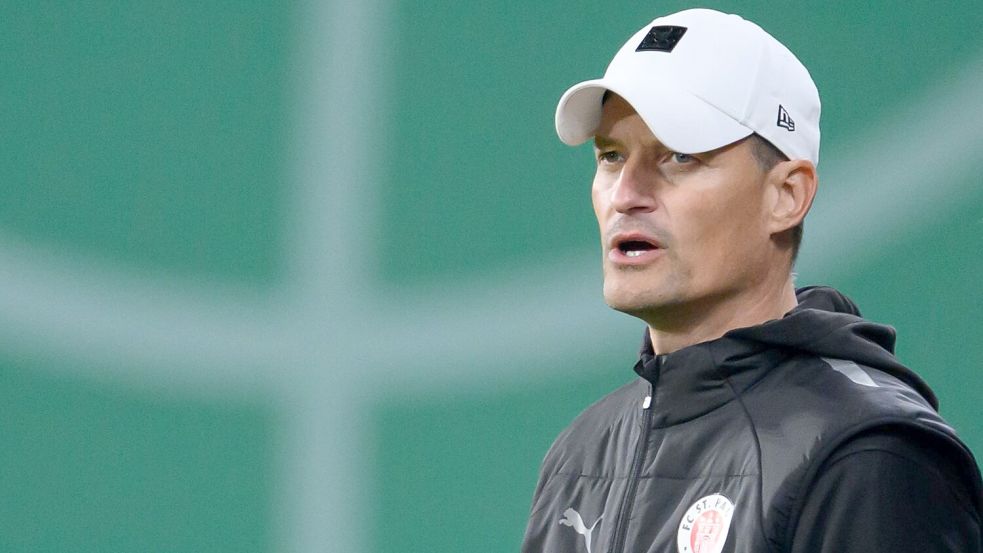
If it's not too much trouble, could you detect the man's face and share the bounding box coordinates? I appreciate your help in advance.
[591,94,774,324]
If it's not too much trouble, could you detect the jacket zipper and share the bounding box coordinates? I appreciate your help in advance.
[610,385,654,553]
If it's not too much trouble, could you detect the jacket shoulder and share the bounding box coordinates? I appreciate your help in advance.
[743,354,977,549]
[748,354,958,448]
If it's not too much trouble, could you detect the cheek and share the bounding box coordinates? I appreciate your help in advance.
[675,193,762,266]
[591,182,608,231]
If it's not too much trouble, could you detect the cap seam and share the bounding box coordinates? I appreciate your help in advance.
[741,39,768,128]
[685,85,754,137]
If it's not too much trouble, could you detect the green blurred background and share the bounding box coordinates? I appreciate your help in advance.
[2,1,980,552]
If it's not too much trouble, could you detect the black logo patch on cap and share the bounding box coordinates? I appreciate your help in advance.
[636,25,687,52]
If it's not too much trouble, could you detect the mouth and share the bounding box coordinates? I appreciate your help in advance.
[618,239,658,257]
[608,233,665,265]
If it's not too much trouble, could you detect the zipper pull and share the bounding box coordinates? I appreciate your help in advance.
[642,395,652,410]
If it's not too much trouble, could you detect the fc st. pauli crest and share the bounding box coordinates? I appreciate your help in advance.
[677,493,735,553]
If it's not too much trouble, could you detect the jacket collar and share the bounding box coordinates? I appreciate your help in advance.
[630,286,939,424]
[633,329,790,427]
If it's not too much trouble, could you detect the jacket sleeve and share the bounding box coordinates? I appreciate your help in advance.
[789,427,982,553]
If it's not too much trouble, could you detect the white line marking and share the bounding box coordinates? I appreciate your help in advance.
[2,56,981,392]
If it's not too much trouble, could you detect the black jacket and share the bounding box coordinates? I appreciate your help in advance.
[522,287,982,553]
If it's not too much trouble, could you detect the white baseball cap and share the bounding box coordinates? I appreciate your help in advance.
[555,8,821,165]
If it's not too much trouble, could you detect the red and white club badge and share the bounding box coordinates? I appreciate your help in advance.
[677,493,735,553]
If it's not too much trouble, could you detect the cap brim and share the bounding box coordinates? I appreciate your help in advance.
[555,78,753,154]
[555,79,608,146]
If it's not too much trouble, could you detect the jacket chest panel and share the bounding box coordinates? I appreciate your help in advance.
[526,469,762,553]
[527,405,764,553]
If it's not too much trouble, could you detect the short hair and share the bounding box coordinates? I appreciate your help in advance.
[747,134,803,266]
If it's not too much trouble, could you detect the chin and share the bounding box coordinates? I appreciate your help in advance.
[603,283,669,318]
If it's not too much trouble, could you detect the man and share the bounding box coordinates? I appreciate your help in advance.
[522,8,981,553]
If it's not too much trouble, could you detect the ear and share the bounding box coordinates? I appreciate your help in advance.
[765,159,817,235]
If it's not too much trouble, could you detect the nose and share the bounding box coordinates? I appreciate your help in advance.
[609,158,657,214]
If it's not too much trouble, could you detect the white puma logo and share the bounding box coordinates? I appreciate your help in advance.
[559,508,603,553]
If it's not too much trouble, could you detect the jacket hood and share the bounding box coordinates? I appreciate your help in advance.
[637,286,939,409]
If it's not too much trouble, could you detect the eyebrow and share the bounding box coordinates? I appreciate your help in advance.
[593,135,620,150]
[594,134,673,154]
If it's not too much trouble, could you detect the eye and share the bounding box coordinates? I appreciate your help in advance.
[670,152,695,163]
[597,150,624,165]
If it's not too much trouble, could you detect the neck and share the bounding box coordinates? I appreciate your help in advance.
[646,277,798,355]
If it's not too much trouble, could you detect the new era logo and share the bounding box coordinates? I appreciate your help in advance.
[777,105,795,131]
